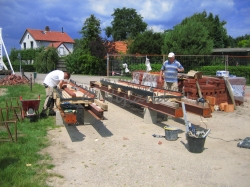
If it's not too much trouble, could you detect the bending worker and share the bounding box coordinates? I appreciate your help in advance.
[40,70,71,117]
[159,52,184,91]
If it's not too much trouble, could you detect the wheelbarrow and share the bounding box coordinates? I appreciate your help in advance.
[20,95,40,122]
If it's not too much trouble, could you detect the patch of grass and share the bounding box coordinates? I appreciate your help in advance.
[0,84,59,187]
[46,164,55,169]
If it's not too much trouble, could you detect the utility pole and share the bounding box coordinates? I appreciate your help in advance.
[0,28,15,74]
[18,53,21,74]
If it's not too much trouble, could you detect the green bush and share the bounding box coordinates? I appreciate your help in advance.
[6,64,36,72]
[130,63,162,72]
[129,64,250,83]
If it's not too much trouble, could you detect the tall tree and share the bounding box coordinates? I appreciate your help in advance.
[79,14,101,41]
[34,47,58,73]
[65,14,115,75]
[104,7,147,41]
[180,11,229,49]
[162,19,213,55]
[212,15,224,48]
[128,30,163,54]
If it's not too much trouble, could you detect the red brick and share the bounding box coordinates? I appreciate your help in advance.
[206,96,216,105]
[219,102,228,111]
[224,104,234,112]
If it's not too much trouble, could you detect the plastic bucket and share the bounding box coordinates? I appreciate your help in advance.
[186,134,206,153]
[164,126,178,141]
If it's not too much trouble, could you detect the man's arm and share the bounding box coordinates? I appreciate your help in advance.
[177,63,184,72]
[177,67,184,72]
[58,80,64,89]
[159,70,164,82]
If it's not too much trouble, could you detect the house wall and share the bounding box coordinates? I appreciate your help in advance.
[57,44,70,57]
[20,31,74,55]
[20,32,38,49]
[64,43,73,53]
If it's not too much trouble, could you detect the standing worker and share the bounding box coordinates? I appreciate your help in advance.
[159,52,184,91]
[40,70,71,117]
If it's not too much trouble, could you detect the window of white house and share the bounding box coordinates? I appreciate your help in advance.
[23,42,26,49]
[31,41,33,49]
[28,35,29,39]
[59,47,64,56]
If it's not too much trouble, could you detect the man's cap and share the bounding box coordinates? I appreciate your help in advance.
[168,52,175,58]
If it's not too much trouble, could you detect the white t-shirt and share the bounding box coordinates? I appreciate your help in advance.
[43,70,64,87]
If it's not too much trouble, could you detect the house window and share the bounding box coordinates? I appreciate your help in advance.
[23,42,26,49]
[28,35,29,39]
[59,47,64,55]
[31,41,33,49]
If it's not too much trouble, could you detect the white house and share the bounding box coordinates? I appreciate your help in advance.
[19,26,75,57]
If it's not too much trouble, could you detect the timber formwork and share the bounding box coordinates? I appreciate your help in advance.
[54,80,108,125]
[90,79,212,118]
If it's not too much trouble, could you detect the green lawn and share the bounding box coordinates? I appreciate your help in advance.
[0,84,61,187]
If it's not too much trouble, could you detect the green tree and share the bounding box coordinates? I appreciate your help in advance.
[104,7,147,41]
[128,30,163,54]
[180,11,228,49]
[212,15,225,48]
[34,47,58,73]
[66,14,111,75]
[228,36,237,47]
[238,39,250,47]
[162,19,213,55]
[236,34,250,47]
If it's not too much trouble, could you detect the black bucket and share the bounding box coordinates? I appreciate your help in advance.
[164,126,178,141]
[186,134,206,153]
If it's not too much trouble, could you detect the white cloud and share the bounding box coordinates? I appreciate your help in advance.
[139,0,173,20]
[45,16,62,22]
[148,25,165,33]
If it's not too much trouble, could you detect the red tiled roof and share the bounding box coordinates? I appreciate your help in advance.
[48,42,63,48]
[20,29,75,43]
[48,42,71,53]
[114,41,127,53]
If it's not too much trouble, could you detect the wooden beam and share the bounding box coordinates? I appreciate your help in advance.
[94,99,108,111]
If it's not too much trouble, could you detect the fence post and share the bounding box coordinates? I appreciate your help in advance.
[107,53,109,78]
[225,55,228,71]
[30,74,32,91]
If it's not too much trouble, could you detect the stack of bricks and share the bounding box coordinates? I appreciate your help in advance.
[183,76,232,109]
[206,78,229,105]
[183,78,208,100]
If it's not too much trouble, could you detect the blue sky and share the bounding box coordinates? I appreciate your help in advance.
[1,0,250,54]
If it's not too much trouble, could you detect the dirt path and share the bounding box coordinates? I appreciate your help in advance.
[42,85,250,187]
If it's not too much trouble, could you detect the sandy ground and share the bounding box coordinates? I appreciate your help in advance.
[21,73,250,187]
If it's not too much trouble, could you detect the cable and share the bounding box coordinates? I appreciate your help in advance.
[207,136,242,142]
[199,115,207,129]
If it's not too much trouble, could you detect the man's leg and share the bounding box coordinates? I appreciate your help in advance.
[40,87,54,117]
[166,82,178,91]
[171,82,178,91]
[166,82,173,90]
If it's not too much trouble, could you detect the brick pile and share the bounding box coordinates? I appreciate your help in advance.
[183,77,230,105]
[131,71,238,113]
[0,74,30,86]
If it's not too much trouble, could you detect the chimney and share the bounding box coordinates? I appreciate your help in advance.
[62,27,64,33]
[45,26,50,31]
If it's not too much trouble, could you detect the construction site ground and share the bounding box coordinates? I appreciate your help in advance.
[20,73,250,187]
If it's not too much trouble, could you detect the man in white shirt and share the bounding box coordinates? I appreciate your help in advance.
[40,70,71,117]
